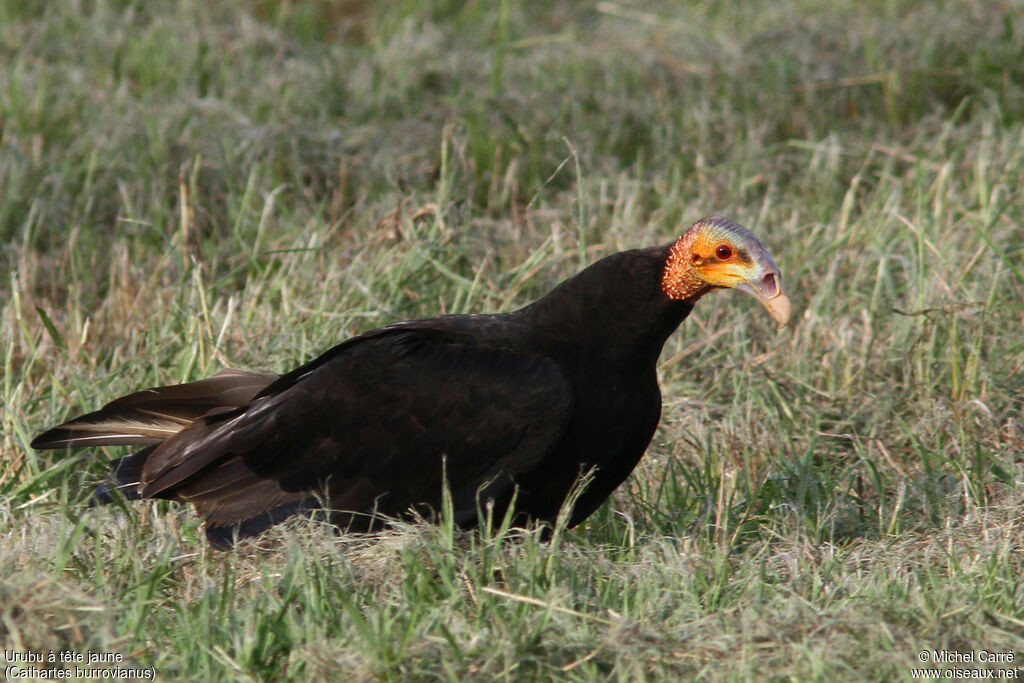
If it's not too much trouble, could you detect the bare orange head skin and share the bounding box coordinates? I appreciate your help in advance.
[661,216,792,327]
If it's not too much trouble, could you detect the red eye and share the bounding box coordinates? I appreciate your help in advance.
[715,244,732,260]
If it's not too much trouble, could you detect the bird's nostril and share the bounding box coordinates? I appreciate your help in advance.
[761,272,778,297]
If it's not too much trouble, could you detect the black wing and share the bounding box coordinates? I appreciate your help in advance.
[136,327,574,536]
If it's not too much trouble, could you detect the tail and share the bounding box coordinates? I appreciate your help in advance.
[31,369,275,449]
[31,369,337,548]
[33,369,276,521]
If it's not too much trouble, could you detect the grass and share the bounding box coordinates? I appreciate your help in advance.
[2,0,1024,679]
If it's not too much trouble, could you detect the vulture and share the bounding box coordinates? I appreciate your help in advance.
[32,216,791,548]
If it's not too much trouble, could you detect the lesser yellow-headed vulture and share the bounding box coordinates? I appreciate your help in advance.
[32,216,791,548]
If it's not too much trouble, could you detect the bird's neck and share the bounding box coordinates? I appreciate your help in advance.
[519,246,697,367]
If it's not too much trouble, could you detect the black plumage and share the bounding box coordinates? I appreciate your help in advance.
[32,216,791,548]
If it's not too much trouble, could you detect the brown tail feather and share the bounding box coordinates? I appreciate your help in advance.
[31,369,276,450]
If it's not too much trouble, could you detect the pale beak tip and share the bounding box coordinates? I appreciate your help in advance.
[766,292,792,329]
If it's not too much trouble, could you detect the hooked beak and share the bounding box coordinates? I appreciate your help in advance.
[735,270,792,328]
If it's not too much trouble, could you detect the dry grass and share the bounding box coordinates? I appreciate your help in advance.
[2,0,1024,680]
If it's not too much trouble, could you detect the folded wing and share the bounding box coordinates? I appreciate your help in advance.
[40,327,574,545]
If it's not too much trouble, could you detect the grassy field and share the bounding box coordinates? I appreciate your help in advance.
[3,0,1024,679]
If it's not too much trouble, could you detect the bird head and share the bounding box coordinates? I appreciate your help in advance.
[661,216,792,328]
